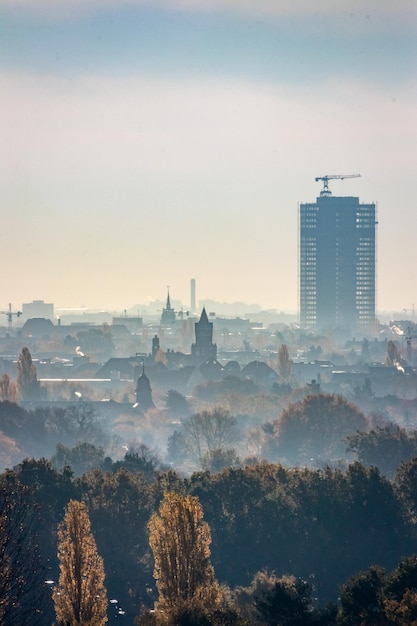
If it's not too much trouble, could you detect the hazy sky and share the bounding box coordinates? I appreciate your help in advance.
[1,0,416,314]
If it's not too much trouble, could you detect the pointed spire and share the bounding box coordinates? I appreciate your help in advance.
[200,307,209,323]
[161,286,176,325]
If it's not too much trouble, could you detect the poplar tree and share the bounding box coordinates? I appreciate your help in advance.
[17,347,41,401]
[277,344,292,379]
[0,374,18,403]
[148,492,220,612]
[53,500,108,626]
[385,339,402,367]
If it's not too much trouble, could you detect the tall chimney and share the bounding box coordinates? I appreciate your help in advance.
[190,278,196,313]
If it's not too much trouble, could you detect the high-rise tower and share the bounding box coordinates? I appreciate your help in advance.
[299,177,376,330]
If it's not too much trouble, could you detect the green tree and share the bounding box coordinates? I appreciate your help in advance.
[201,448,241,473]
[384,556,417,624]
[51,442,106,477]
[338,566,387,626]
[165,390,190,418]
[136,600,245,626]
[166,430,189,468]
[255,574,315,626]
[111,443,160,480]
[395,457,417,521]
[271,393,368,465]
[235,570,278,623]
[17,347,41,401]
[347,424,417,479]
[53,499,108,626]
[148,492,220,613]
[0,474,47,625]
[235,569,337,626]
[385,556,417,599]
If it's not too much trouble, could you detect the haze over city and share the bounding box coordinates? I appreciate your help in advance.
[1,0,416,313]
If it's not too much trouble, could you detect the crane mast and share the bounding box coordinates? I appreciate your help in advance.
[315,174,361,196]
[0,303,22,331]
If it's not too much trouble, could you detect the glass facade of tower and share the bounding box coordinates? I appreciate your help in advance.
[299,195,376,329]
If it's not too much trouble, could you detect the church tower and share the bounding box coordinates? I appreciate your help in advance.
[152,334,160,360]
[160,288,176,326]
[135,364,155,412]
[191,308,217,361]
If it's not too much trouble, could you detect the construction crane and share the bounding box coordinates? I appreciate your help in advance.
[0,303,22,331]
[315,174,361,196]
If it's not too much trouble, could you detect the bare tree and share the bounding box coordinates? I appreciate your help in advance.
[53,500,108,626]
[277,344,292,379]
[64,402,105,442]
[182,408,240,468]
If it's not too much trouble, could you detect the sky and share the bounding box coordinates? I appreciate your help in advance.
[1,0,416,315]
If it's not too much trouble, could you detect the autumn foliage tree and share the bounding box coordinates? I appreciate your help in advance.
[338,557,417,626]
[0,375,18,403]
[235,570,321,625]
[148,492,220,614]
[53,500,108,626]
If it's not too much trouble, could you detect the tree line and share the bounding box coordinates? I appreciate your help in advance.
[3,456,417,624]
[4,349,417,623]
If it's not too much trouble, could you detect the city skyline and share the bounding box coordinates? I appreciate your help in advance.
[1,1,416,313]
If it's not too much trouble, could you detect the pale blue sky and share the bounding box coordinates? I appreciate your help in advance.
[1,0,416,314]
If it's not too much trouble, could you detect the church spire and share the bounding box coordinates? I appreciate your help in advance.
[200,307,209,324]
[160,286,176,326]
